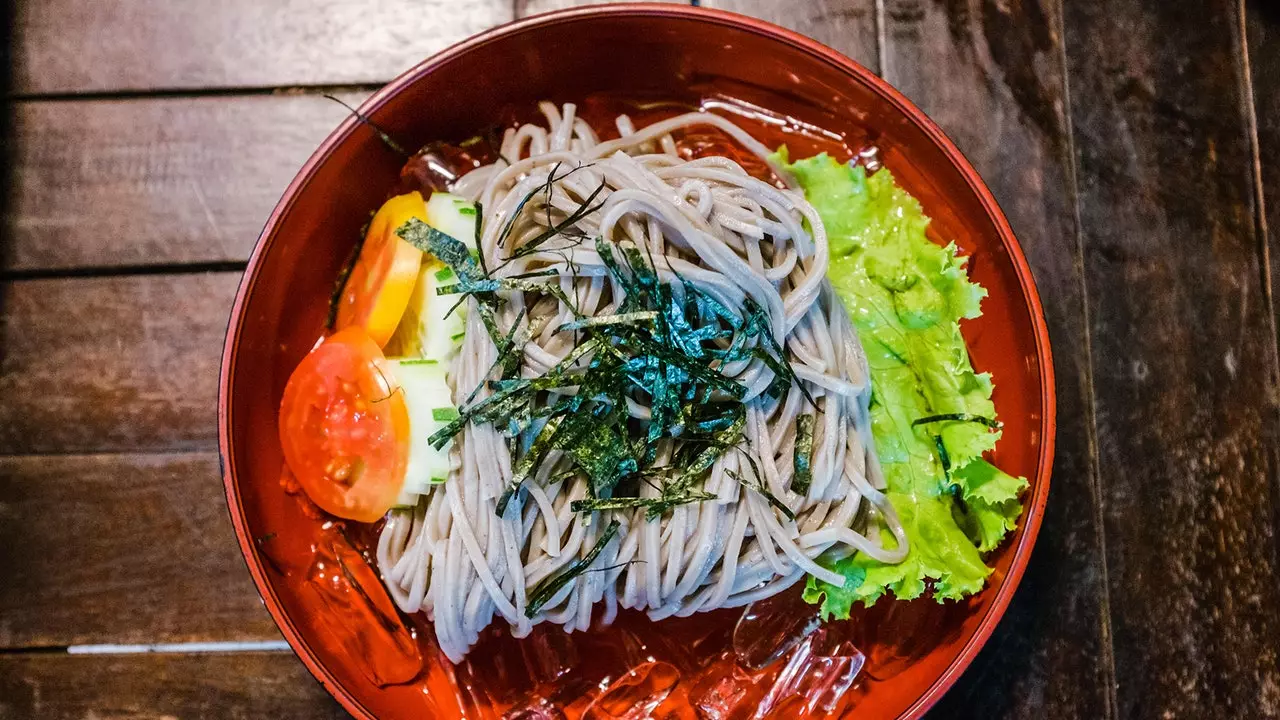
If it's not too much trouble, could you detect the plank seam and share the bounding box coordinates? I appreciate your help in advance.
[0,643,293,656]
[0,449,220,462]
[873,0,887,79]
[1,261,247,282]
[0,447,222,462]
[68,641,292,655]
[0,638,298,652]
[1237,1,1280,647]
[1240,0,1279,371]
[7,82,386,103]
[1055,0,1118,715]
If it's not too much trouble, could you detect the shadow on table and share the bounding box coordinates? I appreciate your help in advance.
[0,0,15,276]
[0,0,16,605]
[1258,1,1280,25]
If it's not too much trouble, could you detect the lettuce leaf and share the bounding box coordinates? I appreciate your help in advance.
[776,149,1028,617]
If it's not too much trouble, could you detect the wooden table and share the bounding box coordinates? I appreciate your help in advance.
[2,1,1278,717]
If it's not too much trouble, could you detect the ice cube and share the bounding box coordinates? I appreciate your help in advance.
[643,611,737,671]
[442,651,498,720]
[692,669,750,719]
[502,697,567,720]
[521,625,580,686]
[753,626,865,718]
[845,598,966,681]
[732,590,819,670]
[461,629,537,706]
[305,526,423,687]
[582,660,681,720]
[687,652,771,720]
[649,698,699,720]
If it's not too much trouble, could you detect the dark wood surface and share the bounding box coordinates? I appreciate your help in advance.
[1066,1,1280,717]
[0,653,348,719]
[2,0,1278,718]
[878,1,1112,717]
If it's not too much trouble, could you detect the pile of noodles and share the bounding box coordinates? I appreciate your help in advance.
[377,102,907,662]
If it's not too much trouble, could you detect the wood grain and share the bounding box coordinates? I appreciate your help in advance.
[880,2,1113,717]
[6,93,368,273]
[1248,1,1280,358]
[701,0,879,73]
[516,0,684,18]
[0,453,278,647]
[1,4,1275,719]
[0,652,345,719]
[1065,0,1280,716]
[0,272,238,454]
[3,1,878,276]
[12,0,512,95]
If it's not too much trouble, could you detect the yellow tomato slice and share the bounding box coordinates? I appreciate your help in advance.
[335,192,427,347]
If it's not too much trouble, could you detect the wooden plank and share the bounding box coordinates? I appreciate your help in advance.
[6,93,368,273]
[516,0,683,17]
[0,652,345,719]
[701,0,879,73]
[3,3,885,275]
[13,0,512,95]
[1064,0,1280,716]
[1248,2,1280,343]
[878,1,1114,717]
[0,273,238,454]
[0,453,279,647]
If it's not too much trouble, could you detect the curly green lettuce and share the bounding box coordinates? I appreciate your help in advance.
[774,150,1028,617]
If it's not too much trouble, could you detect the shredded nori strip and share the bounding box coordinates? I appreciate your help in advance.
[497,416,564,516]
[912,413,1003,430]
[558,403,638,499]
[473,201,489,275]
[744,300,816,408]
[395,219,478,278]
[403,202,817,525]
[496,162,594,252]
[557,311,658,332]
[728,469,797,522]
[571,489,717,520]
[792,413,815,494]
[509,180,607,259]
[322,94,409,157]
[934,435,952,480]
[525,519,621,617]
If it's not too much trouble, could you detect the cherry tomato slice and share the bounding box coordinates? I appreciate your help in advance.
[279,327,409,522]
[335,192,427,347]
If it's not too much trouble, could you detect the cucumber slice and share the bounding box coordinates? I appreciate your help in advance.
[384,192,476,361]
[425,192,479,251]
[384,259,465,363]
[389,359,456,506]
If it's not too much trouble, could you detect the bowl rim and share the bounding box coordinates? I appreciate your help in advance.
[219,4,1057,718]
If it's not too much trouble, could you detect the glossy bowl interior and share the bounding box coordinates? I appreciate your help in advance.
[220,5,1055,719]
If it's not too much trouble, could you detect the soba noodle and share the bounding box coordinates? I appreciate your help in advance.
[377,102,908,662]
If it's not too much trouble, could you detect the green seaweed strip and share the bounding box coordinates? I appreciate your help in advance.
[525,519,621,617]
[911,413,1002,430]
[728,468,796,522]
[792,413,815,494]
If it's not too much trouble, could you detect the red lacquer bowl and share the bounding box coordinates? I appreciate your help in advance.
[219,5,1055,719]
